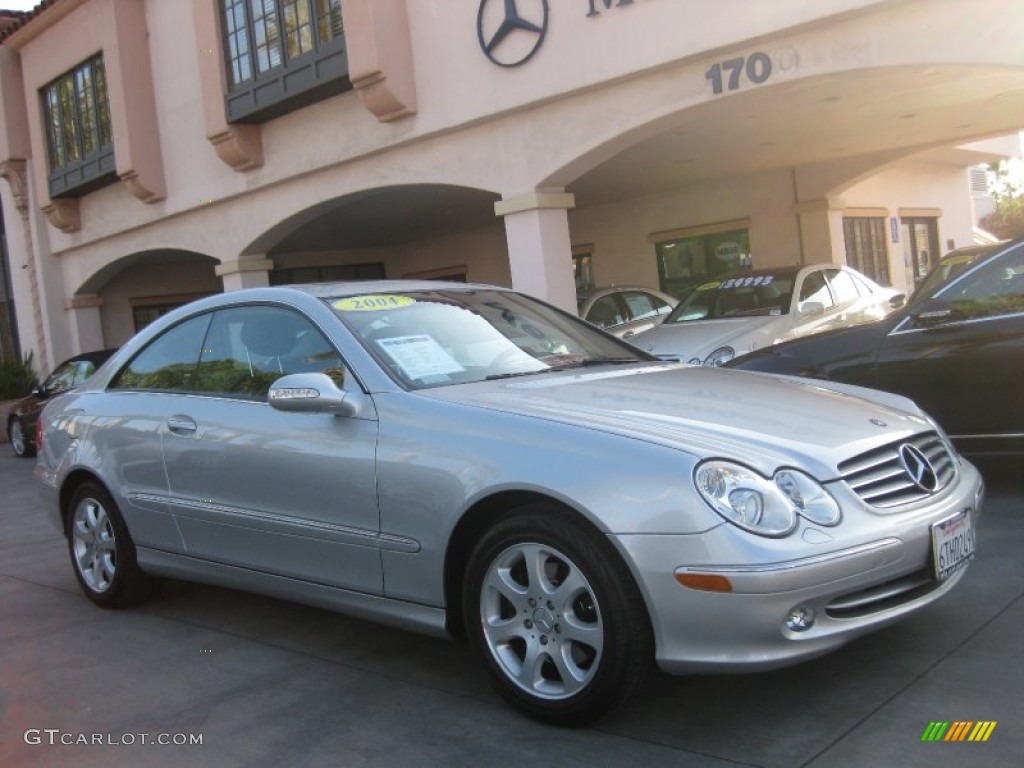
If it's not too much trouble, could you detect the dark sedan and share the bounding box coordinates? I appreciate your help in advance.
[6,349,116,457]
[729,239,1024,458]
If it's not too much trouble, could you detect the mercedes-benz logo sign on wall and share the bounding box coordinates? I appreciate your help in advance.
[898,443,940,492]
[478,0,549,67]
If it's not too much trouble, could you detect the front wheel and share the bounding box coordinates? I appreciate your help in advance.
[67,482,151,608]
[8,418,35,458]
[463,506,653,725]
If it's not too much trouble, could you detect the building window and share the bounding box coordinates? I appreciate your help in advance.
[655,228,751,298]
[40,55,116,199]
[843,217,889,285]
[572,251,594,295]
[131,294,216,333]
[901,217,940,288]
[269,262,385,285]
[222,0,350,123]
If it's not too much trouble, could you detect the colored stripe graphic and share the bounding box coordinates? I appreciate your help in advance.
[921,722,949,741]
[921,721,996,742]
[969,722,997,742]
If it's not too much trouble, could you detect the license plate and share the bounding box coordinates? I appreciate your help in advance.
[932,508,975,581]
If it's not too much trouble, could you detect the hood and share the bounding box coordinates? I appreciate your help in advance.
[635,317,778,359]
[422,363,931,481]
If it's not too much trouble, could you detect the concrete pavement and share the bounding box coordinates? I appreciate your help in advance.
[0,451,1021,767]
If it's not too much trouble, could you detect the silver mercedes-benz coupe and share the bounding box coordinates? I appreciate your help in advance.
[35,282,982,725]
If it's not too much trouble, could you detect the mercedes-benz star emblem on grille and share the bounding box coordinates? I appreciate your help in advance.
[477,0,549,68]
[898,443,939,492]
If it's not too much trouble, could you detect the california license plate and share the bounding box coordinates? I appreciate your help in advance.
[932,508,975,581]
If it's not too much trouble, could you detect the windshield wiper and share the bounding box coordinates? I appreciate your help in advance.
[484,370,545,381]
[485,358,640,380]
[547,357,641,371]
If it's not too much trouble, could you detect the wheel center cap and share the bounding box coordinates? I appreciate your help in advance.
[532,607,554,633]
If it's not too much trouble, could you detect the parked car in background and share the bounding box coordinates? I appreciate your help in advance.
[730,239,1024,458]
[35,282,982,725]
[6,348,116,457]
[578,285,678,339]
[634,264,905,366]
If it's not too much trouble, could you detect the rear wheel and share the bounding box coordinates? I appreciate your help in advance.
[8,418,35,458]
[463,505,653,725]
[67,482,151,608]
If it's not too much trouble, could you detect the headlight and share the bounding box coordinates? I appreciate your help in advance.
[703,346,735,367]
[695,461,840,537]
[774,469,841,526]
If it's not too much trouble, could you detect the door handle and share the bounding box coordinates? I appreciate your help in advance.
[166,415,198,435]
[622,330,635,339]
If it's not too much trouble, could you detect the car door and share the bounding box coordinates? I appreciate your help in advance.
[155,304,383,592]
[869,246,1024,451]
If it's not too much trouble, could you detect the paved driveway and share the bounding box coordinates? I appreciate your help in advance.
[0,452,1021,767]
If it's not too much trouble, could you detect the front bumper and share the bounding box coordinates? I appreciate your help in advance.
[613,459,984,674]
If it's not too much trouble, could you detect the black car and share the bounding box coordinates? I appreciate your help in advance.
[729,239,1024,458]
[6,349,117,457]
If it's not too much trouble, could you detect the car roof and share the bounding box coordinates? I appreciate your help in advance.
[282,280,501,298]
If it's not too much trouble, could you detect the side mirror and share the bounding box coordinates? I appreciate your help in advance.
[799,301,825,316]
[268,372,362,417]
[889,293,907,309]
[32,385,47,398]
[908,299,963,328]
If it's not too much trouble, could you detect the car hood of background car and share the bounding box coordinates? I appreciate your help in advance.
[635,317,779,358]
[420,363,930,480]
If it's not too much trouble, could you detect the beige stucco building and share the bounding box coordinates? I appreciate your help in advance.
[0,0,1022,372]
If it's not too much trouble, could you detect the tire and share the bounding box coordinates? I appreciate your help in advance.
[8,418,35,458]
[67,481,151,608]
[463,505,653,725]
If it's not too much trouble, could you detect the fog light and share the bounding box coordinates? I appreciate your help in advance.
[785,605,816,632]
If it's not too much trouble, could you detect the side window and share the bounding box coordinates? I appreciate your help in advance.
[849,272,876,297]
[940,250,1024,321]
[826,269,860,305]
[111,314,212,391]
[586,295,626,328]
[798,270,835,312]
[195,306,344,399]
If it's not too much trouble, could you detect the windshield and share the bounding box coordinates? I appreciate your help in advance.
[327,289,652,389]
[664,273,796,323]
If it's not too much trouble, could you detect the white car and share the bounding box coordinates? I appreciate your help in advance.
[635,264,905,365]
[578,286,678,339]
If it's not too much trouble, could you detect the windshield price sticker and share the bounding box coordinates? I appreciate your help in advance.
[697,281,721,292]
[376,334,465,379]
[932,508,975,581]
[719,276,775,290]
[333,295,416,312]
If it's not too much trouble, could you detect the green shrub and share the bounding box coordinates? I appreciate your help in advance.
[0,351,37,400]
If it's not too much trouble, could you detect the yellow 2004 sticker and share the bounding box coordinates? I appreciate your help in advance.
[333,295,416,312]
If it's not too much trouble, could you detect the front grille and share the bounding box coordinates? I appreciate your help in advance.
[825,568,935,619]
[839,432,956,508]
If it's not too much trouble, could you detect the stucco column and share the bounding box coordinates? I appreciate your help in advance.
[64,294,105,353]
[794,197,847,265]
[494,190,577,313]
[215,257,274,291]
